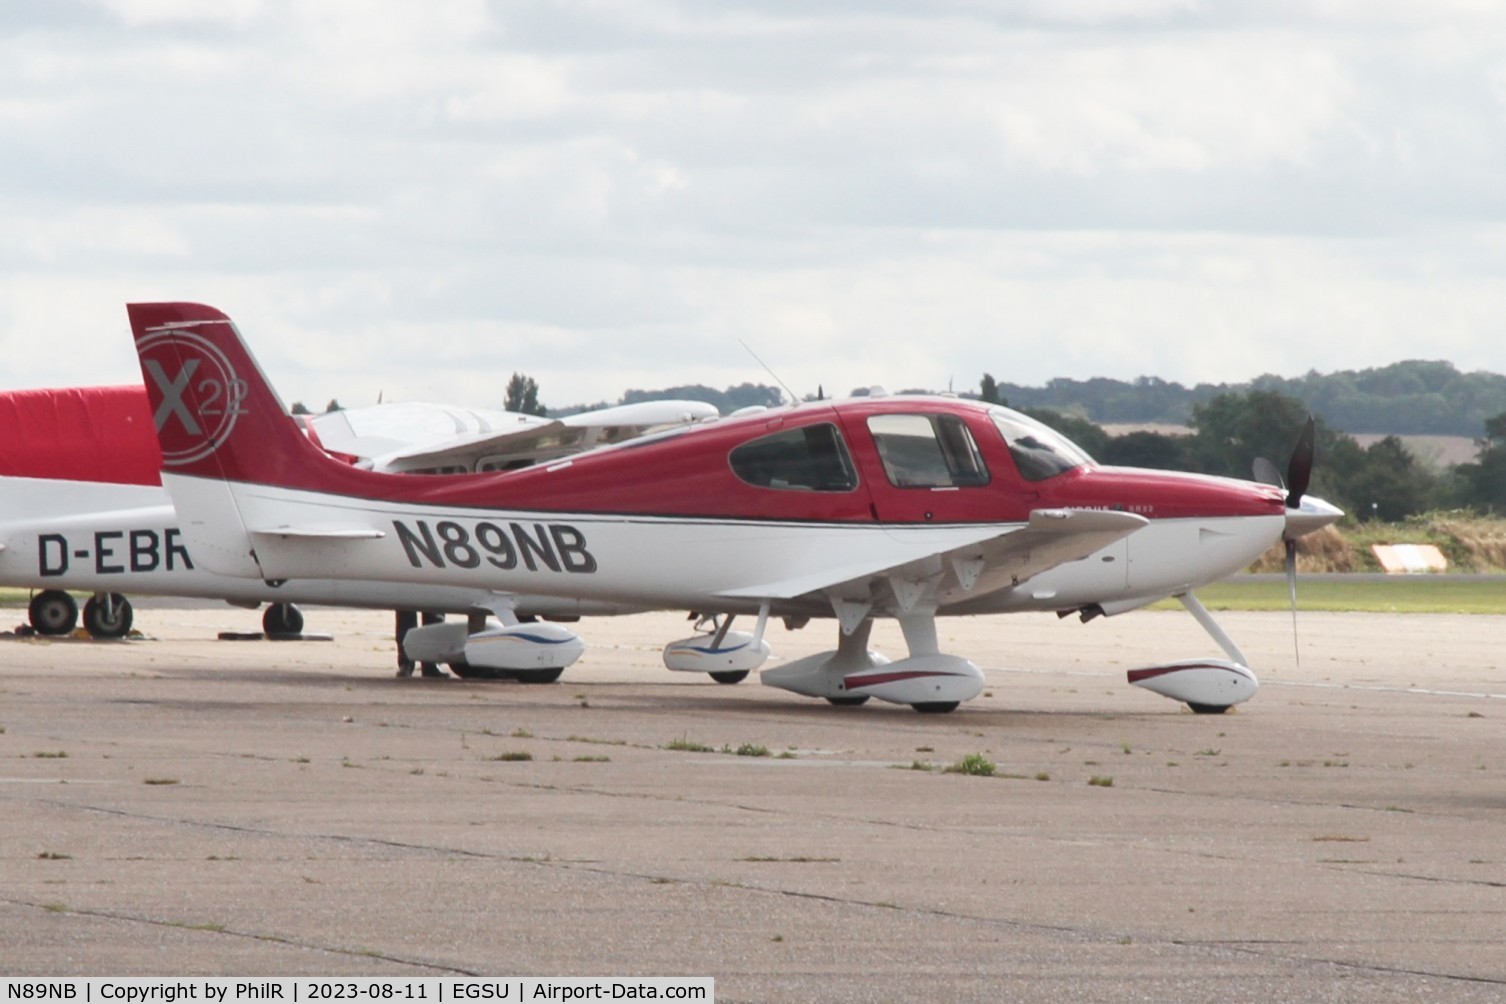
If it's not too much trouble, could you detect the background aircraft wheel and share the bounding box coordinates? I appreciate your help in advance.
[29,591,78,635]
[1186,702,1231,715]
[709,670,749,685]
[262,603,304,636]
[514,668,564,684]
[82,594,133,639]
[826,695,869,706]
[912,701,960,714]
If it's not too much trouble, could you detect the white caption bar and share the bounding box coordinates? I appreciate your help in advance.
[2,980,713,1004]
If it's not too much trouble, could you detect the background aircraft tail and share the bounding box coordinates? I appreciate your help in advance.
[0,385,161,486]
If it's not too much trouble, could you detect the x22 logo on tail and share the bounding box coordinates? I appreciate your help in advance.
[138,325,249,465]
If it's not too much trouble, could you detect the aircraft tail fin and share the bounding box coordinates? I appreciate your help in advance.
[126,303,333,490]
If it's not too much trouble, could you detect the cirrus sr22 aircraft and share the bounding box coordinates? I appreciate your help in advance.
[128,302,1342,714]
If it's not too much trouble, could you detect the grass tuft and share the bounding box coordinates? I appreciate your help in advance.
[944,753,996,777]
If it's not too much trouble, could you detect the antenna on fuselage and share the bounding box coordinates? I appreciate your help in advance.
[738,340,800,407]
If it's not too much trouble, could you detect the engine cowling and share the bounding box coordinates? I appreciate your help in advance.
[1127,659,1258,711]
[663,630,771,673]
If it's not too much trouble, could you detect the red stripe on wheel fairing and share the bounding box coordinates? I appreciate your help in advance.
[1126,663,1254,684]
[844,670,964,689]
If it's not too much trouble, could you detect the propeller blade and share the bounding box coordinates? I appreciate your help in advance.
[1285,538,1301,667]
[1285,416,1316,508]
[1252,456,1284,488]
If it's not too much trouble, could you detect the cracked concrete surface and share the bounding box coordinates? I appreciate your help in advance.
[2,605,1504,1002]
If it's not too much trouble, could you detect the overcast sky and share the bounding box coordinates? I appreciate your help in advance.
[3,1,1504,412]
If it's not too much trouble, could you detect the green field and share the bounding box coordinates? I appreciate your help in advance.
[1152,576,1506,614]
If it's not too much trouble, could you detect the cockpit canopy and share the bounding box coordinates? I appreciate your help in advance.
[988,407,1094,482]
[724,404,1094,493]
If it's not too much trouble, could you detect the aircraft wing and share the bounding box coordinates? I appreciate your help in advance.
[929,507,1147,601]
[716,508,1147,613]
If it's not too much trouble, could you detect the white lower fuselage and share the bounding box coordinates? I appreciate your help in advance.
[0,477,633,618]
[169,474,1285,619]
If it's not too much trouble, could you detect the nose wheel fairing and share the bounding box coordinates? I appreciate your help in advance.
[1127,659,1258,712]
[1124,592,1260,712]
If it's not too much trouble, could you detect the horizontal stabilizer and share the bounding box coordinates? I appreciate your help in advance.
[248,526,386,540]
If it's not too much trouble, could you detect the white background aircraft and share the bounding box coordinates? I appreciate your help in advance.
[127,301,1342,713]
[0,383,715,678]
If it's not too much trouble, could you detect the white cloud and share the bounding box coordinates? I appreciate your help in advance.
[0,2,1503,423]
[95,0,267,27]
[1,207,192,264]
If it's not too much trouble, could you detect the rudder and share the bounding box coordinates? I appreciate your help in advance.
[127,302,329,489]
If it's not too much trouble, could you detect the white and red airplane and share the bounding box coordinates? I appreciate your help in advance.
[127,301,1342,713]
[0,383,716,676]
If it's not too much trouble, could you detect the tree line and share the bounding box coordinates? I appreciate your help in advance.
[296,367,1506,520]
[992,383,1506,521]
[990,359,1506,437]
[605,371,1506,518]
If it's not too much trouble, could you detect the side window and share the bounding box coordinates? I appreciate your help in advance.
[867,413,990,488]
[729,423,859,491]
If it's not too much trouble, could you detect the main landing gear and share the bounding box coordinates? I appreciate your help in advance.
[28,590,134,639]
[396,608,585,682]
[759,608,985,714]
[662,614,771,683]
[262,602,305,637]
[28,590,78,636]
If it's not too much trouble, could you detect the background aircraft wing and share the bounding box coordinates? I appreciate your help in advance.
[364,420,576,473]
[353,400,719,474]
